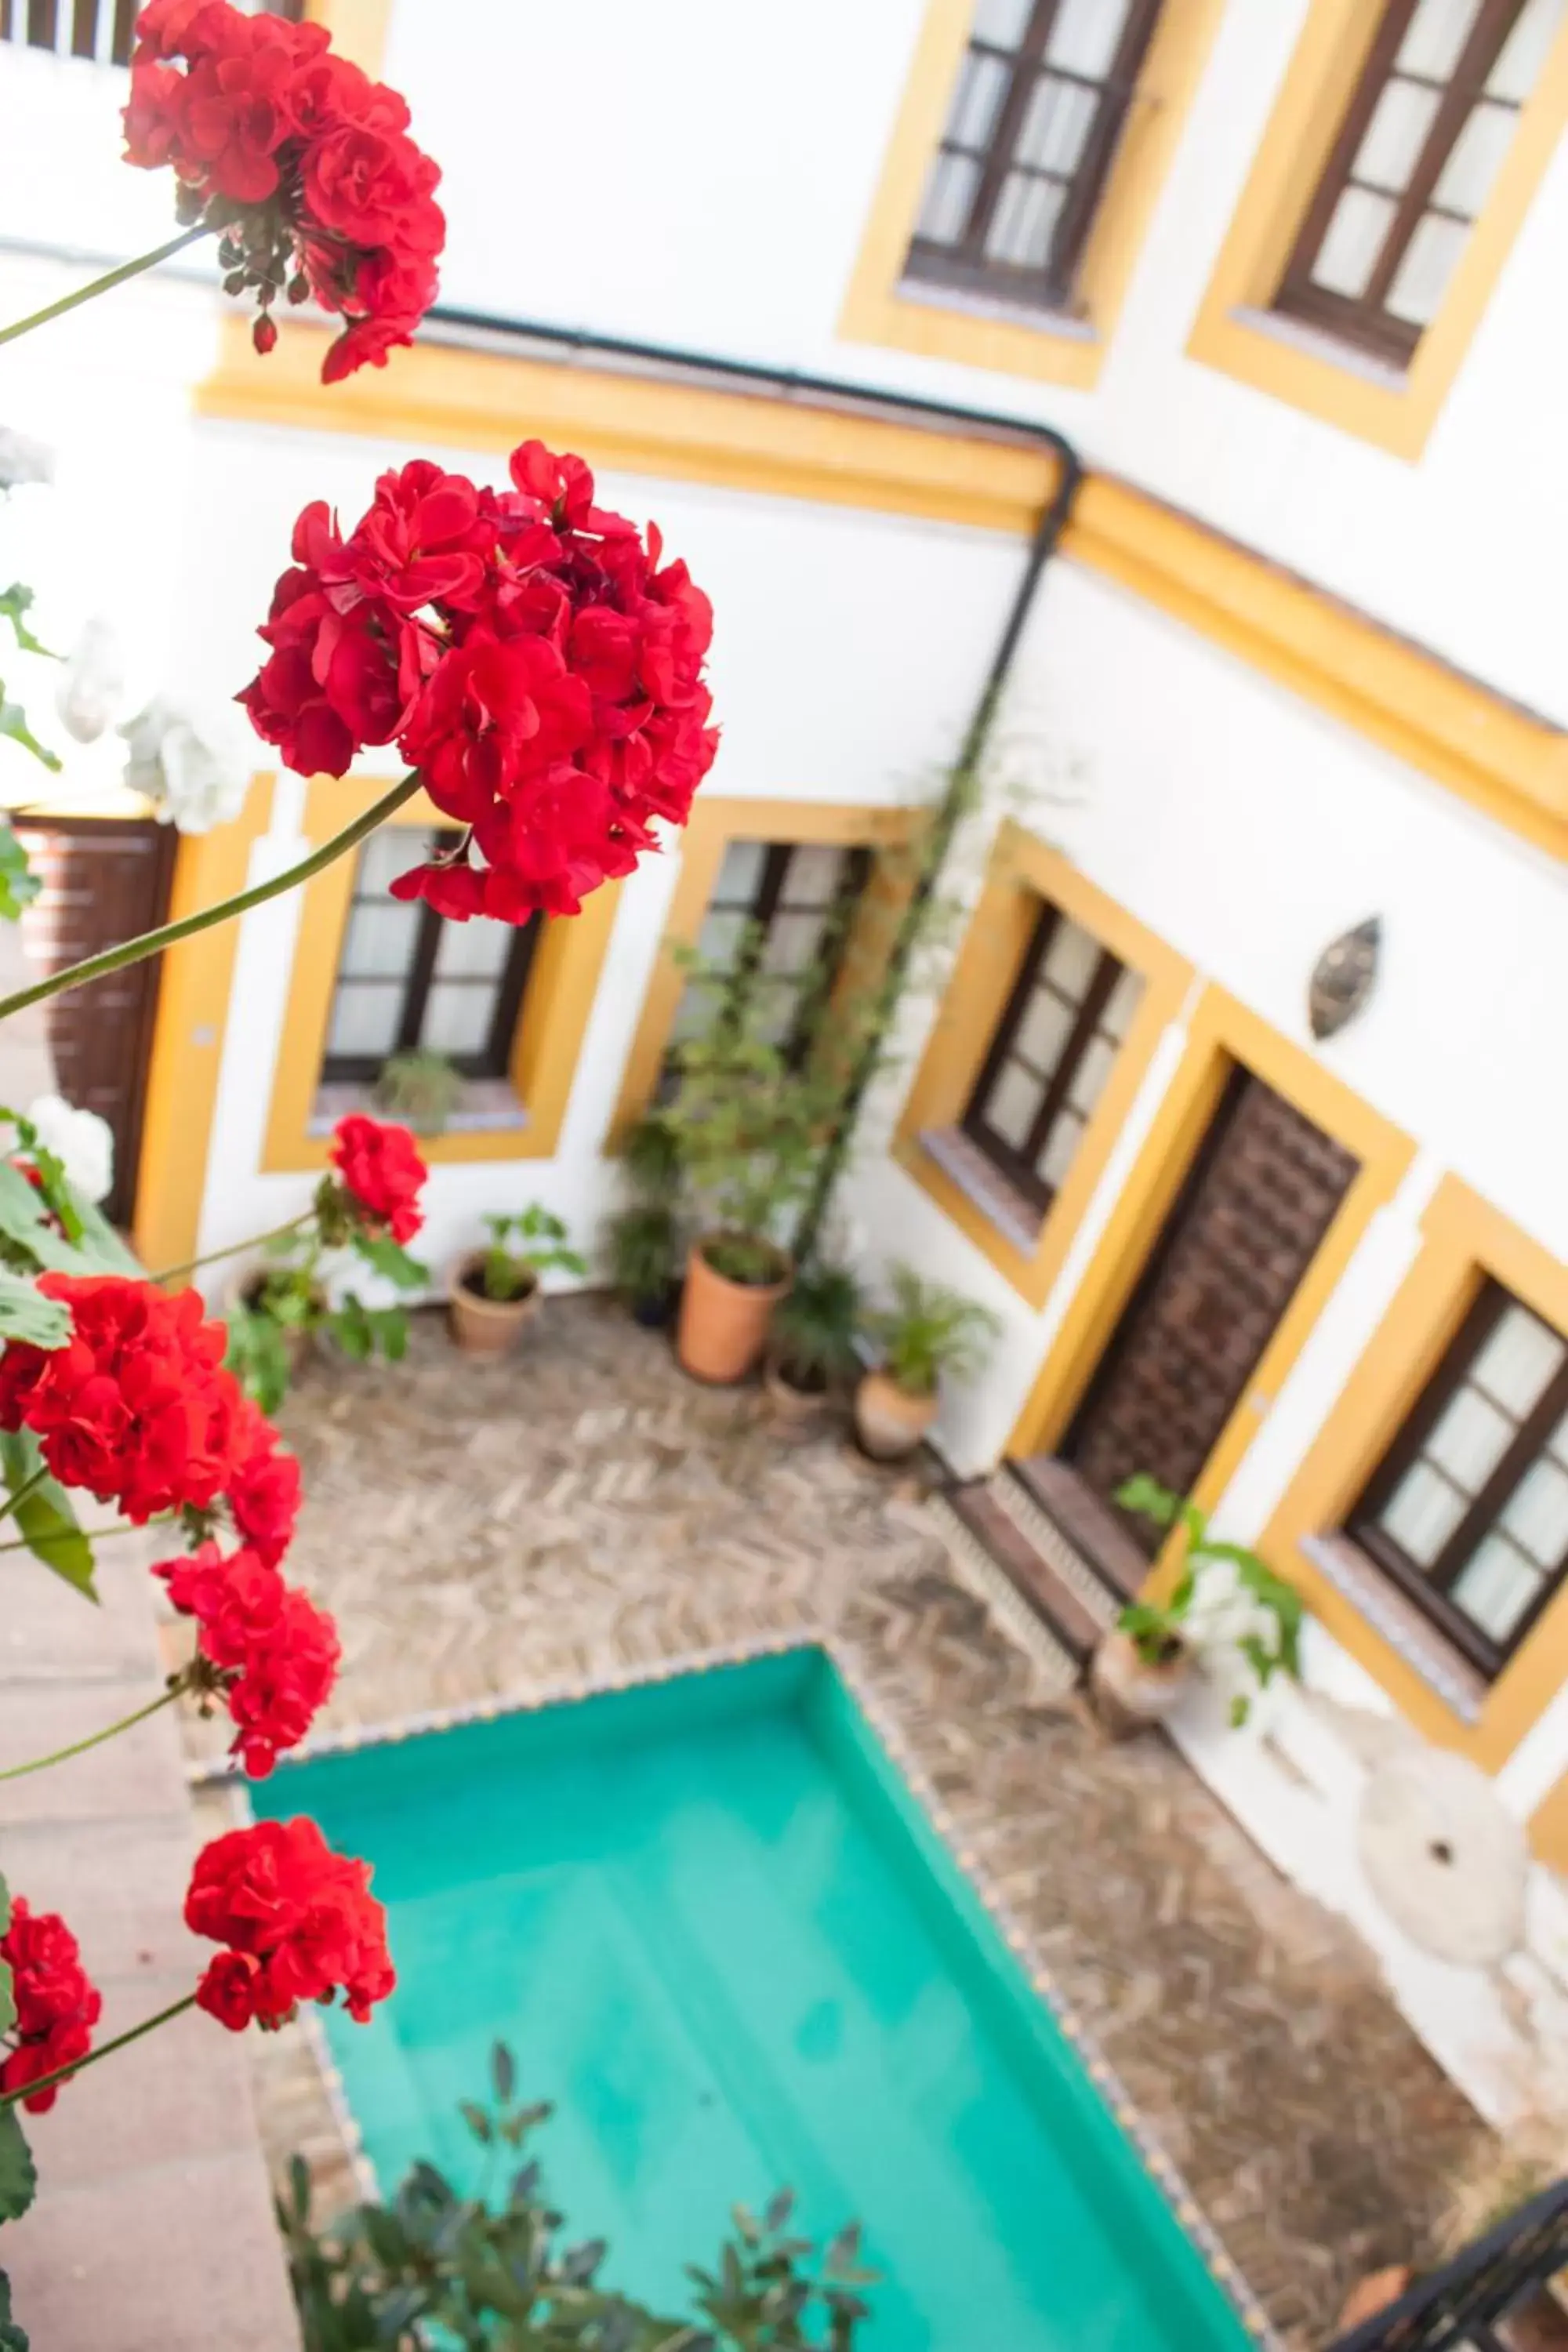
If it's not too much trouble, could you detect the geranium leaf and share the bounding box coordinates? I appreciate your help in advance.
[0,694,60,775]
[352,1234,427,1290]
[0,1161,82,1274]
[0,828,38,924]
[0,1866,11,1939]
[0,1959,13,2041]
[0,1431,96,1602]
[0,2267,28,2352]
[0,585,54,660]
[0,2109,37,2223]
[0,1272,70,1349]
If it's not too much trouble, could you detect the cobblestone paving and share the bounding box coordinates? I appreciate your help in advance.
[189,1300,1494,2347]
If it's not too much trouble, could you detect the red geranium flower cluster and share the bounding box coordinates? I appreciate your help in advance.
[227,1404,302,1568]
[0,1897,102,2114]
[0,1275,249,1523]
[122,0,443,381]
[239,441,718,920]
[187,1817,394,2030]
[157,1540,339,1778]
[328,1114,426,1247]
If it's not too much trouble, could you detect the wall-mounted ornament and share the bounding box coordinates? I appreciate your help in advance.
[1308,916,1380,1042]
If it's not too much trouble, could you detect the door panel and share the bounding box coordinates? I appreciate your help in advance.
[11,818,177,1228]
[1061,1070,1360,1554]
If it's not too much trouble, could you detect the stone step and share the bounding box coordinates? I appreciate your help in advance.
[1007,1455,1152,1605]
[920,1494,1079,1700]
[946,1482,1105,1666]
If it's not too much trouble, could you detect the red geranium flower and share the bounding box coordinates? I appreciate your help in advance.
[0,1275,248,1523]
[328,1114,426,1247]
[185,1818,394,2028]
[225,1409,302,1569]
[0,1896,102,2114]
[157,1541,339,1778]
[122,0,443,381]
[238,441,719,921]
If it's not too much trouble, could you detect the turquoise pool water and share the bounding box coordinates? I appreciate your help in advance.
[254,1649,1250,2350]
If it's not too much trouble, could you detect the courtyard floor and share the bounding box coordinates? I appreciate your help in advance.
[188,1298,1494,2348]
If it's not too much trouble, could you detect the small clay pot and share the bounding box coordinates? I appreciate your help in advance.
[227,1270,321,1376]
[448,1254,539,1356]
[1090,1626,1192,1735]
[764,1351,830,1427]
[854,1370,937,1461]
[676,1236,791,1385]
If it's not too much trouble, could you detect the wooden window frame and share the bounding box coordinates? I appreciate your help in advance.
[1275,0,1547,366]
[321,829,539,1085]
[673,840,875,1080]
[959,898,1127,1214]
[905,0,1163,317]
[1347,1276,1568,1678]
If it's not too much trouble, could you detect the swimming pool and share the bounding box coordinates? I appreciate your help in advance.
[253,1646,1256,2350]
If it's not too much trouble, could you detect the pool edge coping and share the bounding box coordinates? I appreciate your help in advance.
[194,1630,1283,2350]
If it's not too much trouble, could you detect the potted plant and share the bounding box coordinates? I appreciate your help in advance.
[660,988,829,1385]
[1091,1472,1305,1731]
[449,1205,587,1356]
[375,1047,462,1137]
[604,1113,685,1327]
[765,1261,863,1423]
[855,1265,1000,1461]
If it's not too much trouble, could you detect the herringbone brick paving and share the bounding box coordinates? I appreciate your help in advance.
[190,1299,1492,2347]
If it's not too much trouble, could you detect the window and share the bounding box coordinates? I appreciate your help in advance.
[322,829,539,1083]
[905,0,1163,315]
[962,901,1144,1214]
[1348,1279,1568,1674]
[665,837,873,1067]
[1276,0,1566,363]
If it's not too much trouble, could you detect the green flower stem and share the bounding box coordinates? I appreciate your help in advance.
[0,1682,181,1780]
[0,227,213,347]
[154,1211,314,1288]
[0,771,423,1025]
[0,1465,47,1528]
[0,1512,174,1555]
[0,1992,197,2111]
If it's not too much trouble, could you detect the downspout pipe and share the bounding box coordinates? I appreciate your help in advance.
[793,439,1084,1261]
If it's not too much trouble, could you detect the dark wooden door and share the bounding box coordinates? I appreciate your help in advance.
[11,818,177,1229]
[1062,1070,1359,1555]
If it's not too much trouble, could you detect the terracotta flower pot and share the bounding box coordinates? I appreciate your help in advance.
[1090,1626,1192,1733]
[676,1236,790,1385]
[854,1370,937,1461]
[764,1350,830,1428]
[448,1253,539,1356]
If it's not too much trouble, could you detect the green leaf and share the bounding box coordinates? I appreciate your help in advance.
[491,2042,515,2103]
[0,1961,13,2043]
[0,1272,70,1348]
[352,1234,428,1291]
[459,2100,492,2145]
[0,829,38,924]
[0,1161,80,1273]
[224,1308,292,1412]
[0,1867,10,1940]
[0,2268,29,2352]
[0,2110,36,2223]
[0,695,59,775]
[0,586,55,661]
[1229,1693,1250,1728]
[1112,1473,1182,1528]
[0,1431,95,1600]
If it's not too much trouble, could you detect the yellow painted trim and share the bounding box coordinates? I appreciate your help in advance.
[132,776,275,1271]
[838,0,1227,386]
[197,327,1568,859]
[197,315,1062,537]
[261,776,620,1172]
[1187,0,1568,459]
[1062,477,1568,860]
[1258,1174,1568,1798]
[1005,982,1416,1588]
[608,796,924,1148]
[304,0,390,77]
[892,822,1194,1306]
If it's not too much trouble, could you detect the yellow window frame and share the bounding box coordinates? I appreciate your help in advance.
[892,820,1193,1305]
[608,795,924,1148]
[838,0,1228,387]
[1187,0,1568,459]
[1258,1172,1568,1809]
[262,776,622,1172]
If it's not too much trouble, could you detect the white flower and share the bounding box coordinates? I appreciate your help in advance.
[55,618,125,746]
[24,1094,114,1205]
[120,695,250,834]
[1181,1559,1278,1657]
[0,429,53,492]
